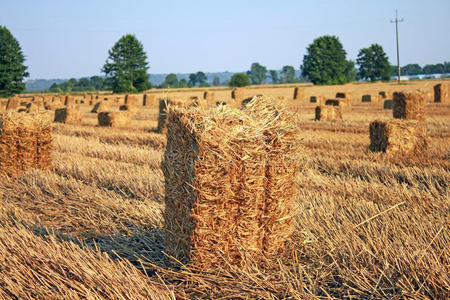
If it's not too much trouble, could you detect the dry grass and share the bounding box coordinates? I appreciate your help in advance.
[0,80,449,299]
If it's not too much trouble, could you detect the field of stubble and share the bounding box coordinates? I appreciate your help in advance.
[0,88,449,299]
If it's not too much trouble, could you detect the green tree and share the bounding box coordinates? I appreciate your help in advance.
[345,60,357,82]
[356,44,392,82]
[401,64,422,76]
[0,26,29,97]
[247,62,267,85]
[444,62,450,73]
[195,71,207,85]
[301,35,350,85]
[102,34,150,93]
[280,65,295,83]
[229,73,250,87]
[269,70,279,84]
[163,73,179,88]
[178,78,188,88]
[212,76,220,86]
[188,73,197,86]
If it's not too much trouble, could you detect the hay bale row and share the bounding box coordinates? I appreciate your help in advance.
[369,119,428,156]
[361,95,372,102]
[203,91,215,103]
[125,94,138,106]
[434,83,448,103]
[54,106,83,124]
[315,105,342,121]
[393,91,425,121]
[97,111,131,127]
[0,112,52,176]
[143,94,156,106]
[162,96,299,271]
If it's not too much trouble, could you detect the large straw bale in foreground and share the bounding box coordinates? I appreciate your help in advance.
[54,106,83,124]
[393,91,425,121]
[157,98,184,133]
[0,112,52,176]
[315,105,343,121]
[369,120,428,156]
[162,96,299,271]
[434,83,448,103]
[97,111,131,127]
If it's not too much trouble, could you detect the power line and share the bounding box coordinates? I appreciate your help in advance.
[391,10,404,84]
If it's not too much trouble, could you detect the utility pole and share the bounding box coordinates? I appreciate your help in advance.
[391,10,404,84]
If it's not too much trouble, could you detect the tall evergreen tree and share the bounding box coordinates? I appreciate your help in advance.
[102,34,150,93]
[0,26,29,97]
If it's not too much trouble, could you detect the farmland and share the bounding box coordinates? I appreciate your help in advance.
[0,80,449,299]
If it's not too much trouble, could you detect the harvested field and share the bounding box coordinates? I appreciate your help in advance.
[0,79,449,299]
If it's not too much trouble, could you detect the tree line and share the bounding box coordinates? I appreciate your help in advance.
[1,25,449,97]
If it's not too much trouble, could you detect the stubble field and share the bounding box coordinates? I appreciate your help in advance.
[0,80,449,299]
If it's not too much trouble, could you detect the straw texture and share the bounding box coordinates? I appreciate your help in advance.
[0,112,52,176]
[433,83,448,103]
[369,119,428,155]
[393,91,425,121]
[54,106,83,124]
[162,96,299,271]
[315,105,343,121]
[97,111,131,127]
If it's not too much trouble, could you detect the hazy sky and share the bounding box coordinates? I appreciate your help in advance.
[1,0,449,79]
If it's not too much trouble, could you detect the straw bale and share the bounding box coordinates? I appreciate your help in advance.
[240,97,253,109]
[325,99,339,106]
[157,98,185,134]
[143,94,156,106]
[361,95,372,102]
[84,94,92,101]
[54,106,83,124]
[393,91,425,121]
[125,94,138,106]
[310,96,317,103]
[17,107,27,113]
[231,88,245,101]
[384,99,393,109]
[369,119,428,156]
[293,87,304,100]
[434,83,448,103]
[26,103,42,113]
[97,111,131,127]
[203,91,215,103]
[0,112,52,176]
[64,95,75,106]
[315,105,343,121]
[119,104,138,113]
[6,97,20,110]
[91,101,114,113]
[336,92,351,99]
[162,96,299,271]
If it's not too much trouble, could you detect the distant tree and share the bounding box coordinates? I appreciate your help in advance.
[229,73,250,87]
[102,34,150,93]
[356,44,392,82]
[0,26,29,97]
[269,70,279,84]
[212,76,220,86]
[345,60,357,82]
[195,71,207,85]
[280,66,295,83]
[401,64,422,76]
[301,35,350,85]
[188,73,197,86]
[90,76,105,90]
[178,78,188,88]
[199,82,210,87]
[247,62,267,85]
[445,62,450,73]
[163,73,178,87]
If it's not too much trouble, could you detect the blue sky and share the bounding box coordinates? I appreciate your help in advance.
[1,0,449,79]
